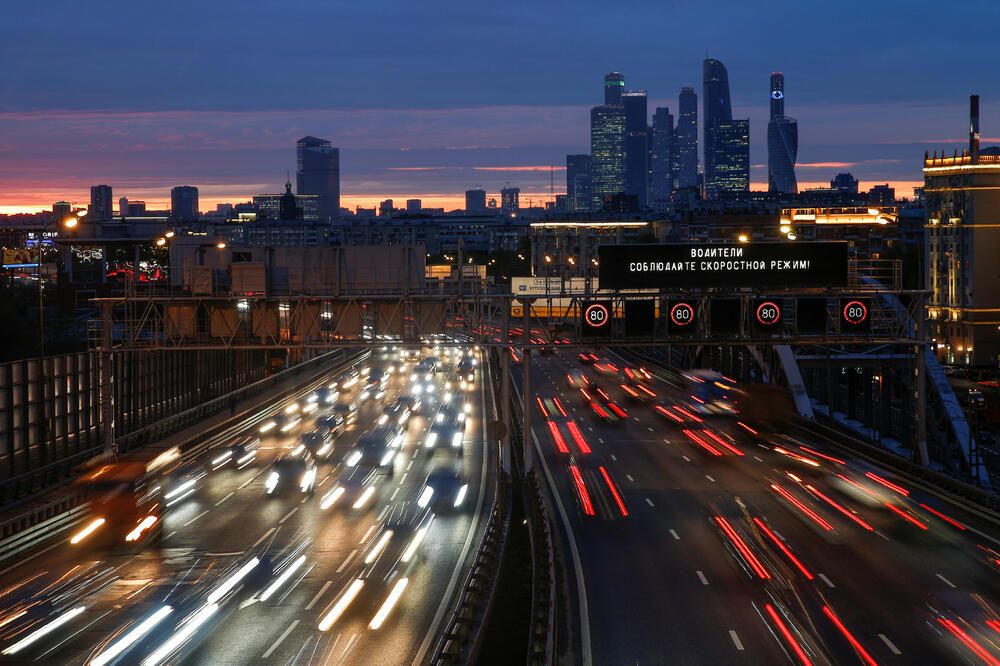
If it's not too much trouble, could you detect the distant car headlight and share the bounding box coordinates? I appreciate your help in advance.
[266,472,279,494]
[452,431,463,447]
[380,450,395,466]
[425,432,438,448]
[454,484,468,507]
[346,451,362,467]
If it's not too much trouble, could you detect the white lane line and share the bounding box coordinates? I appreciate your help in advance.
[875,530,890,541]
[279,506,299,524]
[360,524,377,544]
[610,454,617,461]
[261,619,300,659]
[936,573,957,588]
[305,581,332,610]
[251,528,276,550]
[599,438,605,444]
[390,487,400,501]
[215,491,235,506]
[682,456,691,462]
[400,472,408,484]
[818,573,836,588]
[772,529,786,542]
[754,456,763,462]
[318,473,331,488]
[730,630,744,650]
[879,634,902,655]
[166,530,177,539]
[407,460,414,471]
[647,427,654,432]
[377,505,390,522]
[705,475,716,483]
[626,474,635,482]
[183,510,209,527]
[645,498,655,507]
[696,570,709,585]
[669,529,680,540]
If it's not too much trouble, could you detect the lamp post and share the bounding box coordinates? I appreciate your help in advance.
[38,211,85,357]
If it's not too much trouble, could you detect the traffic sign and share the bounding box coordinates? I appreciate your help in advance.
[624,299,655,336]
[797,298,828,335]
[840,299,870,332]
[581,301,613,337]
[710,299,742,337]
[668,300,696,336]
[753,300,782,332]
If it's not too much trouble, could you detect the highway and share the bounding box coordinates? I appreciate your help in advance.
[518,347,1000,665]
[0,347,496,665]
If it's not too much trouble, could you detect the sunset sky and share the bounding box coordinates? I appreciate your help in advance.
[2,0,998,213]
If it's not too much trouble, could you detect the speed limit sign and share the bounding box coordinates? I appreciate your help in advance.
[667,300,697,336]
[755,301,781,326]
[840,299,870,332]
[582,301,612,337]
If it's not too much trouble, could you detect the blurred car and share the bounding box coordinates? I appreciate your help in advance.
[380,399,412,427]
[316,411,346,436]
[346,426,405,473]
[455,358,476,384]
[321,465,380,511]
[366,367,389,391]
[315,386,340,404]
[968,389,986,408]
[567,372,589,389]
[265,449,317,496]
[417,468,470,512]
[300,429,335,459]
[589,400,622,424]
[211,434,259,470]
[331,401,359,425]
[415,357,438,377]
[397,394,422,414]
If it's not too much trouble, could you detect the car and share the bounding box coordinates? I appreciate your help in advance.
[300,429,335,459]
[380,399,412,427]
[341,368,362,389]
[331,402,359,425]
[214,434,259,470]
[426,403,466,451]
[968,389,986,408]
[455,358,476,384]
[619,382,656,402]
[415,357,438,376]
[567,372,589,389]
[320,465,380,511]
[589,400,623,424]
[316,411,346,436]
[346,426,405,473]
[265,449,317,496]
[577,352,598,364]
[417,468,471,512]
[315,386,340,404]
[593,361,619,376]
[397,394,423,414]
[366,367,389,391]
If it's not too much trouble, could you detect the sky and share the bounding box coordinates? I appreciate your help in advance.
[2,0,999,213]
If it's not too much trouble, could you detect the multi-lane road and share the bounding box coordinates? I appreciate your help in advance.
[0,348,495,665]
[519,348,1000,665]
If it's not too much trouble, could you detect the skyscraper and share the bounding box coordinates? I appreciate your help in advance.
[703,58,749,198]
[623,90,649,209]
[296,136,340,221]
[89,185,113,222]
[650,107,674,203]
[676,88,698,190]
[831,172,859,193]
[500,187,520,216]
[465,188,487,212]
[566,154,592,213]
[604,72,625,105]
[767,73,798,194]
[712,120,750,195]
[590,104,626,210]
[170,185,199,221]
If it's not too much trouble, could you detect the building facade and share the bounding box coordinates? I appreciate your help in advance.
[604,72,625,105]
[171,185,199,221]
[465,188,487,213]
[650,107,674,204]
[767,73,798,194]
[296,136,340,221]
[623,90,649,209]
[500,187,520,216]
[676,87,699,190]
[590,104,626,210]
[89,185,113,222]
[712,119,750,195]
[565,154,592,213]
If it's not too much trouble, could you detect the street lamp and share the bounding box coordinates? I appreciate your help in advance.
[38,210,85,357]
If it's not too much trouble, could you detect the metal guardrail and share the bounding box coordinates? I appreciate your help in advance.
[430,350,509,665]
[0,503,90,566]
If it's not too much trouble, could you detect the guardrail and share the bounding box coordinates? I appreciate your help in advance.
[0,349,369,560]
[430,349,509,665]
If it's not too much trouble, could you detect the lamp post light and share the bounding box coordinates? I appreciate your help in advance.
[38,211,85,357]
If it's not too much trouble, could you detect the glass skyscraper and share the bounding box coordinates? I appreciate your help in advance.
[566,154,592,213]
[767,72,798,194]
[89,184,113,222]
[650,107,674,203]
[623,90,649,209]
[296,136,340,221]
[590,104,626,210]
[676,87,698,190]
[703,58,749,198]
[604,72,625,105]
[170,185,199,221]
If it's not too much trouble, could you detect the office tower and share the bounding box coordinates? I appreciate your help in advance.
[712,120,750,195]
[566,154,592,213]
[925,95,1000,366]
[500,187,520,216]
[379,199,394,217]
[170,185,199,221]
[703,58,749,198]
[868,184,895,205]
[650,107,674,203]
[623,90,649,209]
[89,185,113,222]
[465,188,487,212]
[126,201,146,216]
[296,136,340,221]
[767,73,798,194]
[118,197,128,217]
[676,88,698,189]
[53,201,71,218]
[406,199,421,212]
[604,72,625,105]
[831,172,859,193]
[590,104,626,210]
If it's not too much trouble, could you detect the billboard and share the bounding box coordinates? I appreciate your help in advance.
[598,242,848,289]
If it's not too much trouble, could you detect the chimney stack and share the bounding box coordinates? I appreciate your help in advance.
[970,94,980,160]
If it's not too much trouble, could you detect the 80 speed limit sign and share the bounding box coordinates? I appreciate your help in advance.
[582,301,612,337]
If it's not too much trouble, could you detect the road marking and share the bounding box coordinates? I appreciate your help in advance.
[400,472,408,484]
[279,507,299,524]
[875,530,890,541]
[696,570,709,585]
[936,573,957,588]
[390,487,400,501]
[377,505,390,522]
[318,473,331,487]
[166,530,177,539]
[261,619,299,659]
[626,474,634,482]
[754,456,763,462]
[215,491,234,506]
[305,581,333,610]
[818,573,836,588]
[879,634,902,655]
[336,549,358,574]
[645,498,655,507]
[251,528,277,550]
[705,475,716,483]
[183,510,209,527]
[361,524,377,544]
[610,454,617,461]
[682,456,691,462]
[729,630,744,650]
[647,427,654,432]
[407,460,414,471]
[669,529,680,540]
[772,529,786,542]
[634,417,640,422]
[598,438,604,444]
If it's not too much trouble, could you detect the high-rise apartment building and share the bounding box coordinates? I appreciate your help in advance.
[831,172,859,193]
[604,72,625,105]
[925,95,1000,366]
[406,199,421,213]
[590,104,626,210]
[170,185,199,221]
[89,185,113,222]
[650,107,674,203]
[703,58,749,198]
[623,90,649,209]
[296,136,340,221]
[500,187,520,216]
[566,154,592,212]
[676,87,698,190]
[767,73,798,194]
[465,188,487,212]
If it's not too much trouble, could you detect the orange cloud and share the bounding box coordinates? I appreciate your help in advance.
[796,161,856,168]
